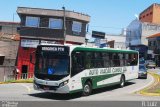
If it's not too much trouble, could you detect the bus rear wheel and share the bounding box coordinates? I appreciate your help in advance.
[120,75,125,88]
[82,81,92,96]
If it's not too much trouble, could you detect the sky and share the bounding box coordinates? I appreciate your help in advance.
[0,0,160,34]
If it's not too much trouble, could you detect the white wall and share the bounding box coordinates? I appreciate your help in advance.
[142,22,160,45]
[105,34,126,49]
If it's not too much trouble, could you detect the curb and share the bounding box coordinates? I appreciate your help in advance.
[136,72,160,96]
[138,91,160,96]
[0,82,33,84]
[0,82,9,84]
[0,80,33,84]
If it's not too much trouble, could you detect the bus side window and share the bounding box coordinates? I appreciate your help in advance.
[94,52,103,68]
[130,53,138,66]
[122,53,126,66]
[115,53,120,67]
[85,52,93,69]
[102,53,110,68]
[124,54,130,66]
[71,52,84,76]
[110,53,114,67]
[119,53,124,67]
[112,53,120,67]
[134,53,138,65]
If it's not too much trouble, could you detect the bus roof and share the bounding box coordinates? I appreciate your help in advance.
[72,46,138,54]
[37,44,138,54]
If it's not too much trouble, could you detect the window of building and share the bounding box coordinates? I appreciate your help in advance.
[25,16,40,27]
[0,26,2,31]
[49,18,63,29]
[17,27,20,32]
[149,41,151,46]
[0,56,5,65]
[150,12,153,15]
[149,41,155,46]
[72,21,82,33]
[153,41,156,46]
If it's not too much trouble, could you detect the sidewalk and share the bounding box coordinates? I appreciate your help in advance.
[148,68,160,75]
[136,71,160,96]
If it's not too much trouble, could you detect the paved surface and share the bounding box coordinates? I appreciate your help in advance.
[148,68,160,75]
[0,73,160,101]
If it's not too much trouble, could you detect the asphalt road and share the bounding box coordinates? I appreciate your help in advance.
[0,73,160,101]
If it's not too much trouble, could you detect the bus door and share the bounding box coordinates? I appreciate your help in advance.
[71,51,85,90]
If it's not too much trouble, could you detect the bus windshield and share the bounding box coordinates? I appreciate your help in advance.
[36,53,69,75]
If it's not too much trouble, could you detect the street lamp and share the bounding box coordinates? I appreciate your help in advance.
[62,6,66,44]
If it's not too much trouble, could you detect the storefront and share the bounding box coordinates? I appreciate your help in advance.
[16,39,63,77]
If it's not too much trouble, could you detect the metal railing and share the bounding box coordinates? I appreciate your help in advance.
[6,73,34,81]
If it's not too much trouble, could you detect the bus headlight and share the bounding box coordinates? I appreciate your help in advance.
[59,80,69,87]
[143,72,147,74]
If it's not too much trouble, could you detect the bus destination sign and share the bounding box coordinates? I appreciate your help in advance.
[42,47,64,52]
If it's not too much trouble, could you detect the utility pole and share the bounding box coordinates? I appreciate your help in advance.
[12,13,15,36]
[85,38,88,45]
[129,30,131,49]
[62,6,66,44]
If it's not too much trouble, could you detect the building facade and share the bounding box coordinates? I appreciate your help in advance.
[0,21,20,82]
[86,33,126,49]
[139,3,160,24]
[147,33,160,66]
[16,7,90,75]
[105,34,126,49]
[126,19,160,59]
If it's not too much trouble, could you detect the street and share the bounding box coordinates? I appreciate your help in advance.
[0,72,160,101]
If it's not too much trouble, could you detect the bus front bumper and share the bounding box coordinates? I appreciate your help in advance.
[34,83,70,94]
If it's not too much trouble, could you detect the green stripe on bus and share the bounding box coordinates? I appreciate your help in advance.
[73,47,138,54]
[69,89,83,94]
[81,73,121,89]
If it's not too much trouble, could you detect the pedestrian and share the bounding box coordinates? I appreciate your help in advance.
[13,67,19,80]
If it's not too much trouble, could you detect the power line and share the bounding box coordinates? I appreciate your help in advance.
[90,25,123,30]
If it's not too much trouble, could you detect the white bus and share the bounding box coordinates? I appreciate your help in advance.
[31,45,139,96]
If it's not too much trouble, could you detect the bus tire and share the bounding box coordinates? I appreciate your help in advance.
[120,75,125,88]
[82,81,92,96]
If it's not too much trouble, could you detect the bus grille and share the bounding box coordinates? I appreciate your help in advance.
[35,83,59,90]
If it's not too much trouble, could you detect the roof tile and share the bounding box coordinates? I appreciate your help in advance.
[147,33,160,38]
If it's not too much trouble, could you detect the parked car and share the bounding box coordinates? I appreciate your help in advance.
[139,57,145,64]
[139,57,147,66]
[146,60,156,69]
[138,64,147,79]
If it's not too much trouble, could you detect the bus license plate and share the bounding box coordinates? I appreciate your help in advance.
[43,86,49,90]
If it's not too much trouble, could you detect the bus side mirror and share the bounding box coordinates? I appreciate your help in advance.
[30,51,35,65]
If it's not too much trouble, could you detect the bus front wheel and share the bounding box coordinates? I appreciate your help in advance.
[82,81,92,96]
[120,75,125,88]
